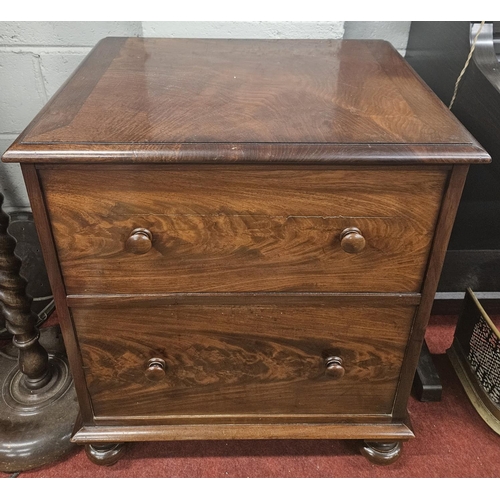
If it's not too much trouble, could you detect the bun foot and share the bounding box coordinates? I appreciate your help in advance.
[360,441,402,465]
[85,443,126,466]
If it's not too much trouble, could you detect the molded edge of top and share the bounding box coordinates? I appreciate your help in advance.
[1,141,491,165]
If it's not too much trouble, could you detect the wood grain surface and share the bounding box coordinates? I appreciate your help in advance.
[66,293,421,308]
[41,167,447,294]
[72,420,415,442]
[393,165,470,417]
[73,303,415,420]
[1,38,489,165]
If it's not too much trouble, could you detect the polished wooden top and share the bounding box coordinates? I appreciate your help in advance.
[2,37,489,164]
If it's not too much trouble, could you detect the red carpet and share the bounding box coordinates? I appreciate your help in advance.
[2,315,500,477]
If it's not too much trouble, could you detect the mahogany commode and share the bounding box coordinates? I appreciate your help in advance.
[2,37,490,466]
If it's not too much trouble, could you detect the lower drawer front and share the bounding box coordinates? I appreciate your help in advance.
[73,303,415,420]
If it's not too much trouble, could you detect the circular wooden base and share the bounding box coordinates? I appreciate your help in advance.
[360,441,403,465]
[85,443,127,466]
[0,352,79,472]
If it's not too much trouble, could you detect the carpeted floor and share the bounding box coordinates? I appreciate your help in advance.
[2,314,500,478]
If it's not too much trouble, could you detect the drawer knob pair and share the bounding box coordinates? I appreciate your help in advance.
[125,227,365,255]
[145,356,343,380]
[145,358,167,381]
[324,356,345,379]
[126,228,153,254]
[340,227,366,254]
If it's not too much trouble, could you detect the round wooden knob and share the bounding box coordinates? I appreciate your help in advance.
[324,356,345,379]
[126,228,153,254]
[145,358,166,381]
[340,227,366,254]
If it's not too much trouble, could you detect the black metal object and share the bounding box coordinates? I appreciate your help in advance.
[406,22,500,300]
[406,21,500,398]
[412,340,442,402]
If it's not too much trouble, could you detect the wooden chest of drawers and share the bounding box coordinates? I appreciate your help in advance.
[2,37,489,466]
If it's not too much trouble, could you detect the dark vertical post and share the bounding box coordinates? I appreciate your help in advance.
[0,192,51,389]
[0,190,78,473]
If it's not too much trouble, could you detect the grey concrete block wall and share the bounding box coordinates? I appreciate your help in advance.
[0,137,28,210]
[0,22,143,47]
[0,21,411,213]
[142,21,345,38]
[343,21,412,55]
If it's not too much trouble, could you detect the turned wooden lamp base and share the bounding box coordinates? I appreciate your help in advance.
[0,192,79,473]
[0,328,79,473]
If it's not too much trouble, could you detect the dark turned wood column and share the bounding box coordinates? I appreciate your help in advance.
[0,191,78,473]
[0,192,52,389]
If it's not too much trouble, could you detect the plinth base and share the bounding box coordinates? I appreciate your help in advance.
[0,336,79,472]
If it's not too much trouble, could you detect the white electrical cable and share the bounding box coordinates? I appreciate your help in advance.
[449,21,486,110]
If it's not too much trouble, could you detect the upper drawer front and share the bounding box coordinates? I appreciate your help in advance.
[40,168,447,294]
